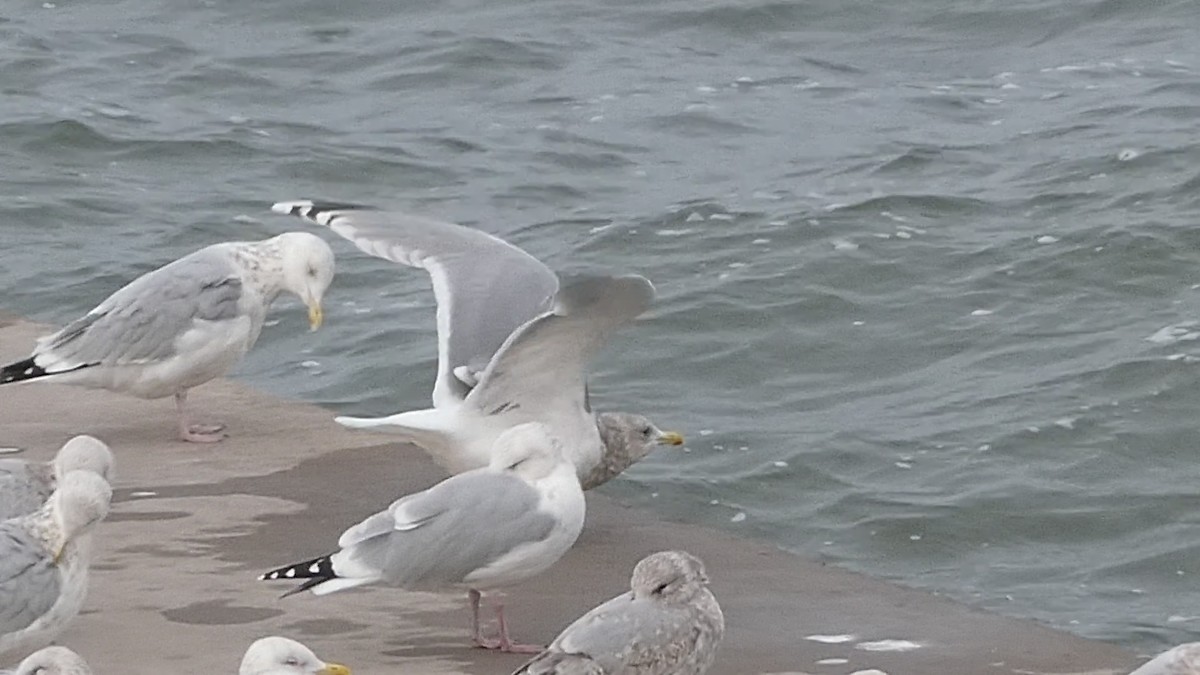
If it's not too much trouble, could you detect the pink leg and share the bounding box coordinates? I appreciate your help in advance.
[493,601,544,654]
[469,590,543,653]
[175,391,226,443]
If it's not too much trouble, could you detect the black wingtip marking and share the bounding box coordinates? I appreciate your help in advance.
[280,201,376,221]
[0,357,45,385]
[0,358,94,385]
[259,554,337,597]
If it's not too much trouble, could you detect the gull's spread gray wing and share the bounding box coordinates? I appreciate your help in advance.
[467,275,654,417]
[271,200,559,406]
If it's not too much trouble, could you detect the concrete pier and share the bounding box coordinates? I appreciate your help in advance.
[0,315,1143,674]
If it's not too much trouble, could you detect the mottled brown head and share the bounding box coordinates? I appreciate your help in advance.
[629,550,710,604]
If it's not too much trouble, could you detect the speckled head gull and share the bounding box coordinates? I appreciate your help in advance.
[271,199,684,487]
[514,550,725,675]
[0,470,112,658]
[0,231,335,443]
[0,435,115,522]
[5,645,92,675]
[239,636,349,675]
[259,422,586,654]
[1129,642,1200,674]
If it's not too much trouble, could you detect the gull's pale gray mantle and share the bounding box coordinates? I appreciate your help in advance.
[1129,642,1200,675]
[271,200,683,487]
[514,550,724,675]
[0,232,335,443]
[260,423,586,653]
[0,436,114,522]
[0,646,92,675]
[0,471,112,660]
[239,637,350,675]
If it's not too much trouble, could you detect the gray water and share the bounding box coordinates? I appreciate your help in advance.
[4,0,1200,654]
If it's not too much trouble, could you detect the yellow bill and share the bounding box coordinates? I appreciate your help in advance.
[308,303,324,331]
[658,430,685,446]
[319,664,350,675]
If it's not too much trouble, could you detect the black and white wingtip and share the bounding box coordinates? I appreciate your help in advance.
[271,200,374,225]
[259,554,337,598]
[0,357,50,385]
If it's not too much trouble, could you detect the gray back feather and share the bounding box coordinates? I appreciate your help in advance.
[0,462,52,521]
[347,471,556,587]
[0,523,60,636]
[39,246,242,367]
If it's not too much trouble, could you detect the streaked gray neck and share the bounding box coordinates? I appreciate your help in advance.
[231,240,285,302]
[583,412,633,491]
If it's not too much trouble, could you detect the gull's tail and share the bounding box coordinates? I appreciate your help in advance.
[334,409,451,447]
[259,554,337,597]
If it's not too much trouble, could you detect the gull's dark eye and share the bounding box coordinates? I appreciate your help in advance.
[640,426,653,438]
[653,581,670,594]
[284,657,301,667]
[307,265,317,277]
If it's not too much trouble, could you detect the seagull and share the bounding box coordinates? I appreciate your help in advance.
[260,422,585,653]
[0,232,335,443]
[0,471,112,659]
[271,200,683,487]
[1129,642,1200,674]
[513,550,724,675]
[0,646,91,675]
[239,636,350,675]
[0,435,114,521]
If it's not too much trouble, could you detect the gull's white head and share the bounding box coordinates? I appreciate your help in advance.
[53,435,115,484]
[51,470,113,545]
[630,550,711,605]
[489,422,568,481]
[12,646,92,675]
[275,232,335,331]
[239,636,350,675]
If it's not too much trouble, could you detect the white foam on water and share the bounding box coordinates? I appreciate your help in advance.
[1146,322,1200,344]
[971,309,993,316]
[709,213,735,221]
[805,634,856,644]
[850,670,890,675]
[894,231,912,239]
[1117,148,1139,161]
[773,460,788,468]
[730,512,746,523]
[656,228,696,237]
[685,212,704,222]
[816,658,849,665]
[1036,235,1059,244]
[833,239,859,251]
[856,639,922,652]
[232,214,258,224]
[1054,417,1076,430]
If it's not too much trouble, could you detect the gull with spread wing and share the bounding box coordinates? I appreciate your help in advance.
[271,200,681,487]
